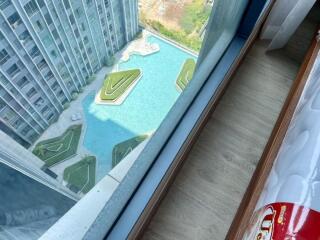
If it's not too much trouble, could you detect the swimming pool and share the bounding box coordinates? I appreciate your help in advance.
[82,35,197,180]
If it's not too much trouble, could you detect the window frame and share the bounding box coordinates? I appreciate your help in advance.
[107,1,273,239]
[24,0,39,17]
[26,87,37,99]
[0,0,10,11]
[16,76,29,89]
[6,63,20,78]
[40,1,273,239]
[0,49,10,65]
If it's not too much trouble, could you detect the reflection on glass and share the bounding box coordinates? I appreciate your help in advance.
[0,162,74,239]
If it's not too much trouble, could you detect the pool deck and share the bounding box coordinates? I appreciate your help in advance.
[118,31,160,62]
[29,30,160,184]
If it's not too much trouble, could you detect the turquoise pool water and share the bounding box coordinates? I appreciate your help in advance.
[82,35,197,180]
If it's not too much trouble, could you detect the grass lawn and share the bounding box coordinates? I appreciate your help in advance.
[33,125,82,167]
[100,69,141,101]
[145,20,203,52]
[140,0,212,52]
[176,58,196,91]
[112,135,148,168]
[63,156,96,194]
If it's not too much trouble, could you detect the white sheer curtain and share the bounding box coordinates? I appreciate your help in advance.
[261,0,316,50]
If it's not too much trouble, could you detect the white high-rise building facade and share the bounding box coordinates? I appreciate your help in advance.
[0,0,139,147]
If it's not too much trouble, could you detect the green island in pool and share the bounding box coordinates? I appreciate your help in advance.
[100,69,142,102]
[176,58,196,91]
[112,135,148,168]
[33,125,82,167]
[63,156,96,194]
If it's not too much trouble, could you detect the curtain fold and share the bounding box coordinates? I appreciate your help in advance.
[261,0,316,50]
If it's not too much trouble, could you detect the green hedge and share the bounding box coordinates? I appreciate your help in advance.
[63,156,96,194]
[33,125,82,167]
[100,69,141,101]
[176,58,196,91]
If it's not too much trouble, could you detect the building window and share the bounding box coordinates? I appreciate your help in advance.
[29,46,40,58]
[58,43,64,52]
[24,0,38,17]
[64,56,70,63]
[6,64,20,78]
[18,30,31,44]
[7,12,22,29]
[37,59,47,71]
[37,0,44,8]
[52,29,59,39]
[83,36,89,44]
[0,0,10,10]
[26,87,36,98]
[3,92,11,102]
[44,13,52,25]
[47,112,54,121]
[61,98,68,105]
[80,23,85,31]
[9,87,18,96]
[35,20,44,31]
[98,5,102,14]
[86,0,92,6]
[69,14,75,25]
[0,49,10,65]
[50,50,57,58]
[74,29,80,38]
[21,125,31,135]
[52,81,59,91]
[45,71,54,80]
[63,0,70,9]
[0,99,5,111]
[34,97,44,107]
[42,36,53,46]
[3,108,15,122]
[74,8,82,19]
[58,90,64,97]
[40,105,49,114]
[79,42,84,50]
[16,76,29,89]
[0,74,9,85]
[13,118,23,128]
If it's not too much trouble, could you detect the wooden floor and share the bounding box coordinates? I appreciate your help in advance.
[142,40,301,240]
[142,5,320,238]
